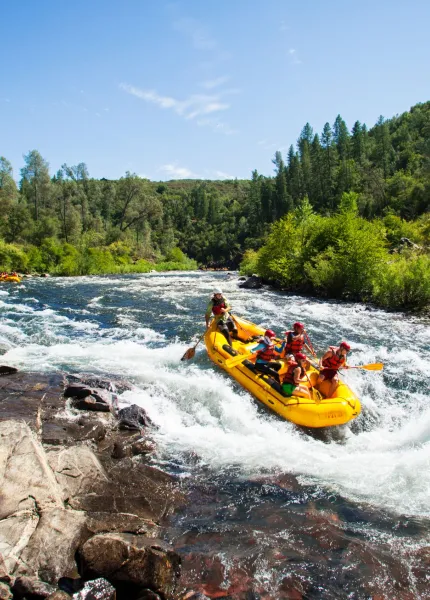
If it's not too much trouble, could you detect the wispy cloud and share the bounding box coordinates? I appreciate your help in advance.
[159,163,198,179]
[214,170,235,179]
[196,117,238,135]
[280,20,289,31]
[1,97,11,103]
[288,48,302,65]
[200,76,230,89]
[173,17,216,50]
[120,83,229,120]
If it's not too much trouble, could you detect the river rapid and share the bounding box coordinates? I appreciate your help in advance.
[1,272,429,599]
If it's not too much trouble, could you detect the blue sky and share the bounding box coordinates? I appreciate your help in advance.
[2,0,430,181]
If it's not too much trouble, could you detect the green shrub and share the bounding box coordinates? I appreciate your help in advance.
[0,240,29,271]
[239,249,259,276]
[372,254,430,310]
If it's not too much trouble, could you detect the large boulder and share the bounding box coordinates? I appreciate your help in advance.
[64,384,117,413]
[117,405,154,431]
[12,576,56,599]
[238,275,263,290]
[0,421,87,583]
[67,375,133,395]
[0,582,12,600]
[79,534,181,599]
[0,367,18,377]
[46,446,109,500]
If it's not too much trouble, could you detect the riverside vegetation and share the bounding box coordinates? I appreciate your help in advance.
[1,101,430,310]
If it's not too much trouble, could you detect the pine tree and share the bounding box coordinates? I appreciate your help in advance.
[20,150,51,221]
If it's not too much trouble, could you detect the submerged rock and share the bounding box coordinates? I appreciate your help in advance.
[117,404,154,430]
[65,384,117,413]
[0,366,18,376]
[238,275,262,290]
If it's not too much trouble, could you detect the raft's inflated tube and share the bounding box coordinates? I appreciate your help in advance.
[205,316,361,428]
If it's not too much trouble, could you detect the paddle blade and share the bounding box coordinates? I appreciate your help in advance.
[350,363,384,371]
[181,347,196,361]
[360,363,384,371]
[224,352,254,368]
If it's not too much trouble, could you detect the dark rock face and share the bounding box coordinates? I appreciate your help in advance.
[67,375,133,395]
[73,578,116,600]
[117,405,154,430]
[46,593,72,600]
[0,373,184,600]
[238,275,263,290]
[12,576,57,598]
[0,366,18,376]
[65,384,118,413]
[0,582,12,600]
[79,534,181,598]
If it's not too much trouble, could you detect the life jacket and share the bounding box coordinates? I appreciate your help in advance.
[283,361,305,385]
[211,296,226,316]
[256,339,277,362]
[322,346,346,370]
[284,331,305,354]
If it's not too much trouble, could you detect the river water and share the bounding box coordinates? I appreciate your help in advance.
[1,272,429,599]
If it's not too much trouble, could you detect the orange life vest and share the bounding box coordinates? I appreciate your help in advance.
[322,346,345,370]
[285,331,305,354]
[283,361,305,384]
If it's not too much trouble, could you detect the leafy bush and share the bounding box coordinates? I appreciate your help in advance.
[0,241,29,271]
[373,254,430,310]
[239,249,259,276]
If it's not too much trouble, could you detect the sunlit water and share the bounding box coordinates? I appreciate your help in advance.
[1,273,429,598]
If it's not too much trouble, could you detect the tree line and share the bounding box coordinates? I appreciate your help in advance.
[0,101,429,297]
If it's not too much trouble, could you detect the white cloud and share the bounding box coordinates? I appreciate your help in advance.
[288,48,302,65]
[200,76,230,89]
[159,163,198,179]
[120,83,229,121]
[196,118,238,135]
[173,17,216,50]
[214,170,235,179]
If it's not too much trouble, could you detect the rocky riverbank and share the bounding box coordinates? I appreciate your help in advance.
[0,369,191,600]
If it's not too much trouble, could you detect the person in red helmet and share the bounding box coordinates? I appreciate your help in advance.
[317,342,351,398]
[283,322,314,359]
[250,329,285,382]
[281,352,311,398]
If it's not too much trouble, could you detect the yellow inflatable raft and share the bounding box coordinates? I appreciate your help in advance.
[205,316,361,428]
[0,276,21,283]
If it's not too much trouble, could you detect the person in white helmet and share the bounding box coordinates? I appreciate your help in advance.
[205,288,238,346]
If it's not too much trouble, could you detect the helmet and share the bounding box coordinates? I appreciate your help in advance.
[264,329,276,338]
[293,322,304,330]
[340,342,351,351]
[295,352,307,361]
[213,288,223,295]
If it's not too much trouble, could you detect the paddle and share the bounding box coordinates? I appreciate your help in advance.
[224,351,256,368]
[309,359,383,372]
[342,363,384,371]
[181,332,206,361]
[304,330,317,358]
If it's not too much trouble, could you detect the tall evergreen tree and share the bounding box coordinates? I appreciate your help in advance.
[20,150,51,221]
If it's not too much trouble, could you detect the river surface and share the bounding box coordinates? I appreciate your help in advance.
[1,272,429,599]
